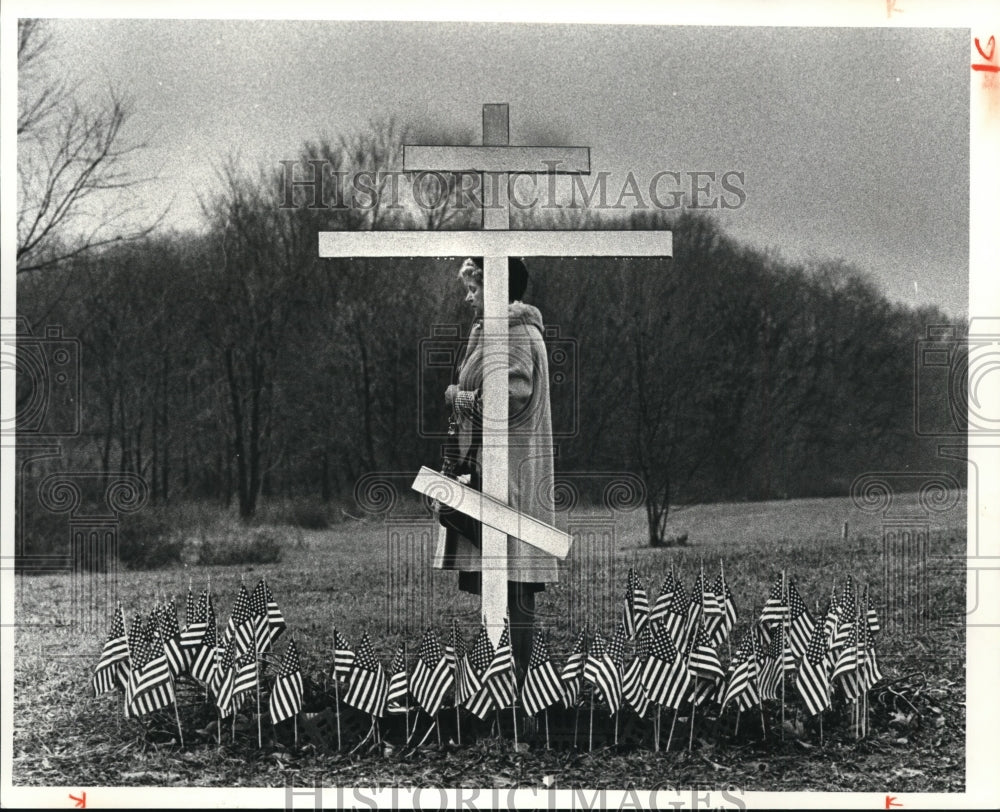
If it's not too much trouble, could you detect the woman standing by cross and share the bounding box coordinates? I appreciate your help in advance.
[435,256,558,676]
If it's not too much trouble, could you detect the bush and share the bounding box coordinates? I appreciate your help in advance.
[198,529,283,566]
[117,508,186,570]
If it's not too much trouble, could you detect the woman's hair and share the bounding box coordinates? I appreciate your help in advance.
[458,257,529,302]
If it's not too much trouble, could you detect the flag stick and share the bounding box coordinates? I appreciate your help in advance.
[437,712,443,748]
[294,713,298,750]
[588,686,595,752]
[232,707,236,743]
[169,673,185,748]
[655,706,661,752]
[413,717,437,748]
[510,641,519,748]
[666,707,678,752]
[454,703,460,747]
[614,710,619,746]
[573,698,580,749]
[819,712,823,747]
[254,626,262,750]
[545,708,550,750]
[688,695,696,752]
[333,668,342,751]
[734,708,741,737]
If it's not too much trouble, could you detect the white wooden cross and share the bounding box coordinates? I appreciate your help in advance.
[319,104,672,642]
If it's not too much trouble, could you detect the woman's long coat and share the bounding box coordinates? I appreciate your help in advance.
[433,301,559,585]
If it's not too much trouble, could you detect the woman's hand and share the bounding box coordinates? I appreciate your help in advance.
[445,384,459,409]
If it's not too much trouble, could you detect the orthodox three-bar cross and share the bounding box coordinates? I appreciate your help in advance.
[319,104,671,643]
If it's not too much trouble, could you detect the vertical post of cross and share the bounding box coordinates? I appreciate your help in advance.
[480,103,511,643]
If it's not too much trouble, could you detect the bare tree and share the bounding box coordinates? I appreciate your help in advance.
[16,19,159,275]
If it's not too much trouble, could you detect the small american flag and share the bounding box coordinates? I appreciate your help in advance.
[449,621,479,706]
[706,570,737,647]
[482,622,516,711]
[520,630,562,717]
[649,572,678,626]
[157,600,188,677]
[795,620,832,716]
[622,568,650,639]
[180,590,208,654]
[622,627,651,717]
[786,580,815,659]
[583,632,621,715]
[269,639,304,723]
[463,625,496,720]
[720,630,761,713]
[344,632,387,718]
[759,577,789,627]
[410,628,453,717]
[331,628,355,678]
[190,594,218,685]
[93,602,129,697]
[558,630,586,709]
[641,622,690,710]
[230,584,256,655]
[126,616,175,718]
[385,644,409,713]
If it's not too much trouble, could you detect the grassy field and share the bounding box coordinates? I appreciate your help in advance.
[12,490,966,792]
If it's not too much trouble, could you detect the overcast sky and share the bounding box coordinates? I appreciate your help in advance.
[40,19,969,315]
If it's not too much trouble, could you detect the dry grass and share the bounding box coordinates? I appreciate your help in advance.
[12,491,966,790]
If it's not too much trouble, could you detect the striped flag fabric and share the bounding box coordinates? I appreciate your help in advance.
[449,621,480,706]
[270,639,304,723]
[214,638,239,717]
[786,580,815,659]
[720,630,761,713]
[661,579,692,650]
[180,590,209,655]
[622,627,651,717]
[463,625,495,719]
[190,594,218,685]
[248,579,271,650]
[699,570,724,617]
[641,622,690,709]
[706,571,737,647]
[687,625,725,683]
[264,581,287,646]
[231,649,259,707]
[520,631,562,717]
[184,585,197,628]
[622,568,650,639]
[482,622,516,711]
[230,583,256,655]
[832,618,863,700]
[331,628,355,679]
[759,577,789,627]
[857,617,883,691]
[386,644,409,713]
[650,572,679,626]
[865,592,881,636]
[795,621,833,716]
[93,602,130,696]
[157,600,188,677]
[583,632,622,715]
[410,628,453,717]
[127,616,176,718]
[758,622,785,702]
[559,630,587,709]
[344,632,388,718]
[832,577,857,650]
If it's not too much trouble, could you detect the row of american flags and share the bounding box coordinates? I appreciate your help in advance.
[92,565,883,745]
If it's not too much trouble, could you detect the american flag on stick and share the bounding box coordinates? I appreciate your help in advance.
[481,621,516,711]
[126,615,176,718]
[93,602,129,697]
[795,621,832,716]
[450,621,480,706]
[650,572,679,626]
[786,580,815,660]
[558,630,587,709]
[641,622,690,710]
[270,638,304,724]
[622,568,650,639]
[190,593,218,685]
[344,632,387,718]
[410,628,453,717]
[583,632,621,715]
[157,600,187,677]
[520,630,562,717]
[463,624,495,720]
[386,644,409,713]
[622,627,652,717]
[720,630,761,713]
[331,628,355,679]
